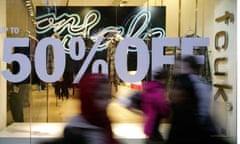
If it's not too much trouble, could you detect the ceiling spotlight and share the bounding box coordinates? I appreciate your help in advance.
[25,0,31,3]
[26,3,31,6]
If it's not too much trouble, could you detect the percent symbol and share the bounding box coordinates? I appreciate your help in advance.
[69,36,108,84]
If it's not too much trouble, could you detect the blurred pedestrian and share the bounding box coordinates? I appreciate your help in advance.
[167,55,230,144]
[181,55,216,132]
[141,68,170,144]
[118,68,170,144]
[63,73,120,144]
[167,73,201,144]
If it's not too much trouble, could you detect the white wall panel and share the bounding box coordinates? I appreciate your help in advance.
[212,0,236,142]
[181,0,196,36]
[164,0,179,37]
[195,0,204,36]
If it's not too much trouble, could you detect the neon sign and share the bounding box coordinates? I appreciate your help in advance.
[36,9,165,52]
[1,7,209,84]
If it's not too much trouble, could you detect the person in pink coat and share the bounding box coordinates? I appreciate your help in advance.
[141,68,170,144]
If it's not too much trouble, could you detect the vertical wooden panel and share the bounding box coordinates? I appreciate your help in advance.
[196,0,204,36]
[7,0,30,36]
[181,0,196,36]
[165,0,179,37]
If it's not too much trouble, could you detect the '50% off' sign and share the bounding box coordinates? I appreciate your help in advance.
[1,37,209,84]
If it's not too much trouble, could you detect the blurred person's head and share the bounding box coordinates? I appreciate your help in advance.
[78,73,111,125]
[153,67,169,84]
[173,55,200,75]
[78,73,117,144]
[181,55,201,74]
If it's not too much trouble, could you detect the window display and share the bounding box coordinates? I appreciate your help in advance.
[0,0,237,144]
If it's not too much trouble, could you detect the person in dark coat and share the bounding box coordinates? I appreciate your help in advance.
[167,55,230,144]
[167,73,202,144]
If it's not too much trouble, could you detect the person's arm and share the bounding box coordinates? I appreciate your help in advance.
[195,82,212,121]
[190,74,212,122]
[117,92,143,114]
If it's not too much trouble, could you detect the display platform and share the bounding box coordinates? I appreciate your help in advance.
[0,122,171,144]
